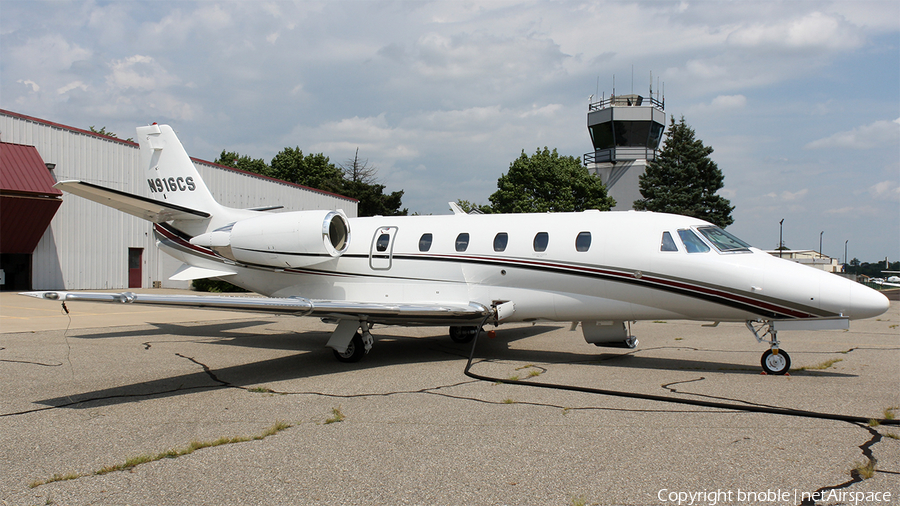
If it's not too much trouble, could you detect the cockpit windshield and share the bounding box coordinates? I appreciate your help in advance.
[697,226,751,252]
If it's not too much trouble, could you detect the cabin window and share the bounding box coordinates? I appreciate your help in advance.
[533,232,549,252]
[575,231,591,252]
[375,233,391,252]
[678,229,710,253]
[493,232,508,252]
[660,231,678,252]
[419,233,433,252]
[697,226,751,252]
[455,233,470,252]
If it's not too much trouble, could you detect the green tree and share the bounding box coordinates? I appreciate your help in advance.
[338,148,407,216]
[215,150,270,177]
[489,147,615,213]
[634,116,734,227]
[342,179,407,216]
[89,126,133,142]
[270,147,344,193]
[455,199,494,214]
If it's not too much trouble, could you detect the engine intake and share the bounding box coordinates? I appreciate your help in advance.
[191,210,350,268]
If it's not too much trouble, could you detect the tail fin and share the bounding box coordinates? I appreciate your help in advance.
[137,124,221,216]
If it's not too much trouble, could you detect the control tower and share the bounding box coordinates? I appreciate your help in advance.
[584,90,666,211]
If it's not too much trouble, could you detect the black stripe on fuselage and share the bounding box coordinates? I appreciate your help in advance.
[154,225,829,320]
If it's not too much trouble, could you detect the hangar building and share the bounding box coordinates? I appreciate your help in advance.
[0,110,358,291]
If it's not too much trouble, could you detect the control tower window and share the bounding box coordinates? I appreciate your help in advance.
[590,123,614,150]
[648,122,664,149]
[614,121,652,147]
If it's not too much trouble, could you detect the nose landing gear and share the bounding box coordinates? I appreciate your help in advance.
[746,320,791,375]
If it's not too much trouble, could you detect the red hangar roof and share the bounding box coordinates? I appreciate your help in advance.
[0,142,63,254]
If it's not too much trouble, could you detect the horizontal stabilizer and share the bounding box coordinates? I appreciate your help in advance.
[169,264,236,281]
[55,180,210,222]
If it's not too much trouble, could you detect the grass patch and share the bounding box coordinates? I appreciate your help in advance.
[29,421,292,488]
[795,358,842,371]
[851,460,876,480]
[324,407,345,424]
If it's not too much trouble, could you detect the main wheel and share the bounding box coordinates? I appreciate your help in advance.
[761,349,791,375]
[449,326,479,343]
[333,332,365,363]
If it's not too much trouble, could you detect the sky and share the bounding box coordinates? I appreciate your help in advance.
[2,0,898,262]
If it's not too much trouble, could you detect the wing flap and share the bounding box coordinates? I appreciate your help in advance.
[55,181,210,222]
[19,291,490,322]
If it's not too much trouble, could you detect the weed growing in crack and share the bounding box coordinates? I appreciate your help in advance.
[883,406,898,420]
[325,407,346,424]
[503,398,516,404]
[29,421,293,488]
[248,386,276,394]
[796,358,843,371]
[851,460,876,480]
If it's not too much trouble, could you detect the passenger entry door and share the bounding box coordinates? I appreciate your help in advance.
[369,226,398,270]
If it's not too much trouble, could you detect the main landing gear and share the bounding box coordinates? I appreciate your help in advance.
[449,325,479,343]
[326,323,485,363]
[746,320,791,375]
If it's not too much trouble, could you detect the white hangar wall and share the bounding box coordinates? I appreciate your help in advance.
[0,111,358,290]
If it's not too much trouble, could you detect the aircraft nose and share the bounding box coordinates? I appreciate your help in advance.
[848,282,890,320]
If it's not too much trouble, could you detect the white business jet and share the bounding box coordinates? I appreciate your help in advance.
[22,124,890,374]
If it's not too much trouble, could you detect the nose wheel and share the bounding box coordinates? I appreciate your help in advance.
[746,320,792,375]
[760,348,791,375]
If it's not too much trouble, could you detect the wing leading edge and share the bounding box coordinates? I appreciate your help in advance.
[19,291,491,324]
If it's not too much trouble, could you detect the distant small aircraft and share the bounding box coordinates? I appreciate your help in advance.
[22,124,890,374]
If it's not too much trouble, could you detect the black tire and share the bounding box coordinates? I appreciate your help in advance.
[761,349,791,375]
[449,326,478,344]
[333,332,365,363]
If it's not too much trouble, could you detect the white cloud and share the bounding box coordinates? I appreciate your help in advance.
[106,55,178,91]
[57,81,88,95]
[869,180,900,202]
[17,79,39,92]
[766,189,808,201]
[727,12,863,51]
[805,118,900,150]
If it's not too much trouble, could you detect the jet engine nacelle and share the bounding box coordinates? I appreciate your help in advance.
[191,210,350,268]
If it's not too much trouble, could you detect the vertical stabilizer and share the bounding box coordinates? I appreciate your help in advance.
[136,124,221,215]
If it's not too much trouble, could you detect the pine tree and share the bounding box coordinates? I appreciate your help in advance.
[634,116,734,227]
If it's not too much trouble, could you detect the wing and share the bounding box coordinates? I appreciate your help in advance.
[54,181,210,222]
[19,291,491,324]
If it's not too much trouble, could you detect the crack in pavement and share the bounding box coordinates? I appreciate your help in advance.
[658,376,893,506]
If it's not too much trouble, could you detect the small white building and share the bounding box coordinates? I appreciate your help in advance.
[0,110,357,291]
[765,250,842,273]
